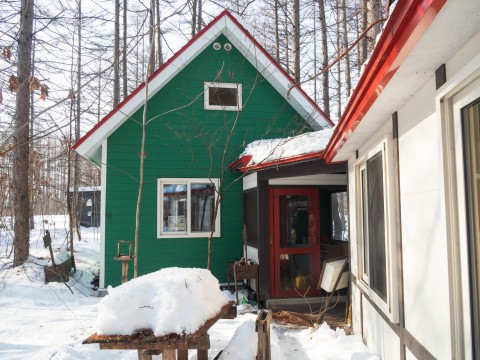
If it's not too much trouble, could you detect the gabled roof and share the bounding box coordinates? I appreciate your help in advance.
[74,10,333,161]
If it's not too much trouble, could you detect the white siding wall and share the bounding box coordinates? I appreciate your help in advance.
[348,30,480,360]
[398,77,452,359]
[362,296,401,360]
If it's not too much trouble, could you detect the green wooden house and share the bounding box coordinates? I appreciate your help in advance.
[74,10,333,291]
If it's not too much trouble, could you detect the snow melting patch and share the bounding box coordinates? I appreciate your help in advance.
[95,267,229,336]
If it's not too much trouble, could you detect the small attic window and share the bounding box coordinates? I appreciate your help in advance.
[204,82,242,111]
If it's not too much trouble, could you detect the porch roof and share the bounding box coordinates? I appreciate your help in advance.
[231,129,336,172]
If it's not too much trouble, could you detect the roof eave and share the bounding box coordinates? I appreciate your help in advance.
[324,0,447,163]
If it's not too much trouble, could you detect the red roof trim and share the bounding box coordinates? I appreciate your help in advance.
[324,0,447,163]
[74,10,333,152]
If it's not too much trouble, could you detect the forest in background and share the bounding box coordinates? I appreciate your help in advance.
[0,0,384,265]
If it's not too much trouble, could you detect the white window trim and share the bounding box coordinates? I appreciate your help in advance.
[157,178,221,239]
[354,136,399,323]
[438,62,480,360]
[204,82,242,111]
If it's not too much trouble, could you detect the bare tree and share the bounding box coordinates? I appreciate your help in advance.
[155,0,163,67]
[13,0,35,266]
[340,0,351,98]
[191,0,197,38]
[317,0,330,118]
[274,0,280,63]
[114,0,121,106]
[196,0,203,33]
[123,0,128,99]
[292,0,301,83]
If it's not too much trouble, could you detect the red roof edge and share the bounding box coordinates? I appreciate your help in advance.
[75,10,333,153]
[324,0,447,163]
[228,155,253,170]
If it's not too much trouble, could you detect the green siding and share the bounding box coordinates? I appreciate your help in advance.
[104,35,311,286]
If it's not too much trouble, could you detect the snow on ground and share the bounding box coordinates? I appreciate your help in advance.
[0,215,379,359]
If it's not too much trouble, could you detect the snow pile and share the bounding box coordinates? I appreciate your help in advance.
[96,267,230,336]
[217,320,257,360]
[242,128,333,166]
[273,322,380,360]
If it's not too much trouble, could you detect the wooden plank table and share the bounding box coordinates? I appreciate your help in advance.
[83,301,235,360]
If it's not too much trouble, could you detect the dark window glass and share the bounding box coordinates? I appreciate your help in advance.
[462,99,480,358]
[279,195,310,248]
[331,191,349,241]
[190,183,216,232]
[244,191,258,247]
[367,151,387,302]
[209,87,238,107]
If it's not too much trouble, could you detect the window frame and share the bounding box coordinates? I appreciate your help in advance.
[354,137,398,322]
[204,82,242,111]
[462,98,480,359]
[157,178,221,238]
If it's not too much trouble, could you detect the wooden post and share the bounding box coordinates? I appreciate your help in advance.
[162,349,175,360]
[121,260,129,284]
[177,349,188,360]
[114,240,135,284]
[137,349,152,360]
[256,309,272,360]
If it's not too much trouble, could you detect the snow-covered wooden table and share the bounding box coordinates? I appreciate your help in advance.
[83,301,235,360]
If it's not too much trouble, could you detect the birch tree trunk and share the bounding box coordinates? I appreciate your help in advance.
[13,0,34,266]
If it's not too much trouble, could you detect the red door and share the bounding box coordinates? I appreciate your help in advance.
[270,188,321,298]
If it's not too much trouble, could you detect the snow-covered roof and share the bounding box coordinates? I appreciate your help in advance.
[74,10,332,162]
[240,129,333,170]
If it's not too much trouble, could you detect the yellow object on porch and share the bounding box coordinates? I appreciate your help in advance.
[295,274,309,289]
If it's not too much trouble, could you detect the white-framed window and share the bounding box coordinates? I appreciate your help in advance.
[157,178,220,238]
[204,82,242,111]
[355,138,398,321]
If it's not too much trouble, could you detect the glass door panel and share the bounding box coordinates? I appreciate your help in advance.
[270,188,321,297]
